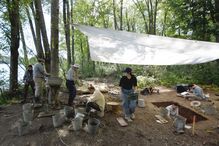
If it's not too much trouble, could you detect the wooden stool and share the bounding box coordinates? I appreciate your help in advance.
[107,102,121,113]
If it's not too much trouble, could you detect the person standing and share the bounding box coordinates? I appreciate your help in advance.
[66,64,79,106]
[23,65,35,103]
[119,67,137,122]
[33,58,48,103]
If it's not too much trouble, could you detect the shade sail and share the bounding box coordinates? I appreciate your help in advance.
[75,24,219,65]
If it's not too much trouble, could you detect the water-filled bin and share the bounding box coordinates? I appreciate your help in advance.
[52,113,64,128]
[72,113,84,131]
[138,99,145,108]
[22,103,33,111]
[88,118,100,135]
[23,110,33,123]
[64,106,74,118]
[173,115,186,133]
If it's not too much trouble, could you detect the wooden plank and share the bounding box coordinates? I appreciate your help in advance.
[155,115,168,124]
[37,112,54,118]
[116,117,128,127]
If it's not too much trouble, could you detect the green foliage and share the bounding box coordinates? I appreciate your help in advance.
[163,0,216,41]
[159,62,219,87]
[137,75,158,89]
[0,87,23,105]
[160,72,193,87]
[1,0,218,92]
[0,96,8,105]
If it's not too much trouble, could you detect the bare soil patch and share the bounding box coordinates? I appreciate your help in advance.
[0,84,219,146]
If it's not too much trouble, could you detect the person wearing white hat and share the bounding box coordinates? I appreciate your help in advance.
[66,64,79,106]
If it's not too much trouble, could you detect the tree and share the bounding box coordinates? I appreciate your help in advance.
[25,6,37,55]
[119,0,123,30]
[34,0,51,72]
[70,0,75,64]
[20,20,29,68]
[133,0,160,34]
[215,0,219,42]
[113,0,118,30]
[50,0,59,76]
[63,0,71,69]
[6,0,20,93]
[30,2,44,59]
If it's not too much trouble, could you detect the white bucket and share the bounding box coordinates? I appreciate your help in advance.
[22,103,33,111]
[72,113,84,131]
[72,117,83,131]
[23,110,33,123]
[52,113,64,128]
[138,99,145,108]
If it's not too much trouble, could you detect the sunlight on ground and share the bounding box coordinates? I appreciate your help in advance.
[58,129,69,137]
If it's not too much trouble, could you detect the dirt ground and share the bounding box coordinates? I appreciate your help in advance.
[0,82,219,146]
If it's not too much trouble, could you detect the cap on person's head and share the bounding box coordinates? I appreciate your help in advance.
[28,65,32,68]
[38,58,45,63]
[123,67,132,73]
[71,64,79,68]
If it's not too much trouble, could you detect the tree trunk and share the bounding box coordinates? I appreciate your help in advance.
[131,18,136,32]
[126,10,130,31]
[7,0,20,93]
[162,10,167,36]
[63,0,71,69]
[133,0,149,33]
[30,2,44,59]
[202,0,207,41]
[50,0,59,76]
[20,21,29,68]
[80,38,84,72]
[214,0,219,65]
[34,0,51,72]
[153,0,159,35]
[215,0,219,42]
[70,0,75,64]
[120,0,123,30]
[113,0,118,30]
[26,7,37,53]
[86,38,95,73]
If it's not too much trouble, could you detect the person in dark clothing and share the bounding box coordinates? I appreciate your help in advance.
[23,65,35,102]
[119,67,137,122]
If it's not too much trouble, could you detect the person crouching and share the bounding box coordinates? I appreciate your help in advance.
[86,85,105,117]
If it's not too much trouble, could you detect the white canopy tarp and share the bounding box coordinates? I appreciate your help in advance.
[75,24,219,65]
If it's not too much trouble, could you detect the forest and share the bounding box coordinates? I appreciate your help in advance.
[1,1,219,146]
[0,0,219,101]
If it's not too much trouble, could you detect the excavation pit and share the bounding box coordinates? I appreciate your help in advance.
[152,101,207,124]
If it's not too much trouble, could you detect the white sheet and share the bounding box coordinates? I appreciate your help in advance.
[75,24,219,65]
